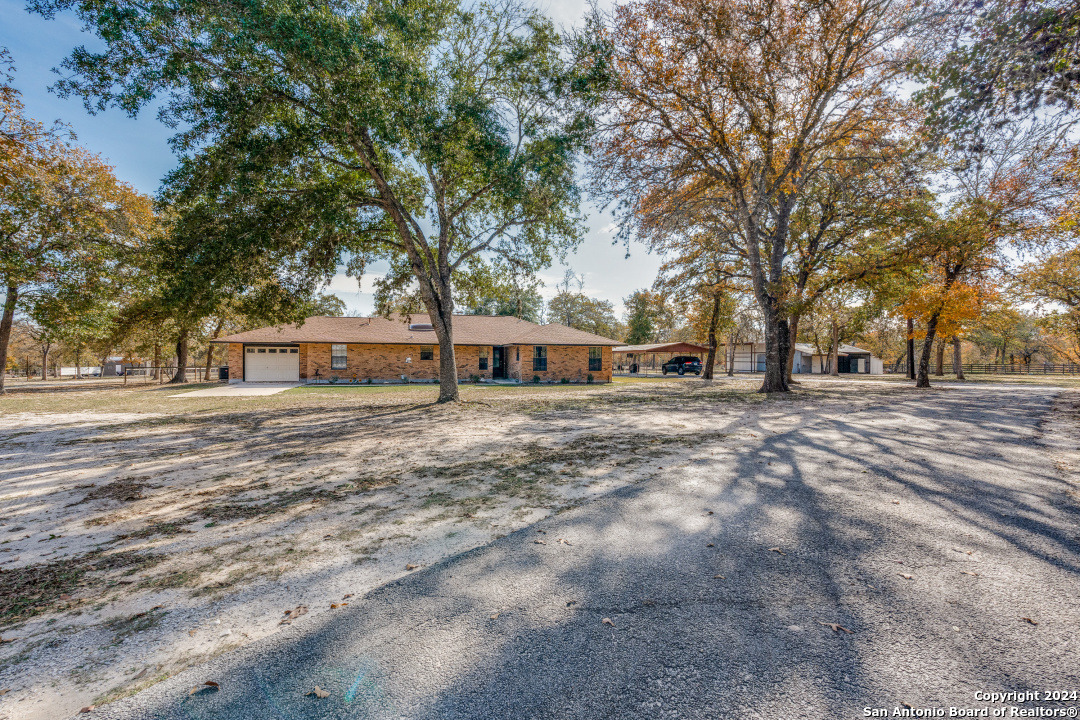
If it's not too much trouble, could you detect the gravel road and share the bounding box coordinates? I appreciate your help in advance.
[81,385,1080,720]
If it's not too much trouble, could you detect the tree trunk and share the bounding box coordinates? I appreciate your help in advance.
[935,339,945,376]
[419,276,459,402]
[726,332,735,377]
[906,317,916,380]
[829,320,839,377]
[785,313,800,383]
[75,345,81,379]
[758,303,789,392]
[0,284,17,395]
[169,330,189,384]
[40,344,50,381]
[205,318,224,381]
[916,314,942,388]
[953,335,964,380]
[153,343,161,380]
[703,292,721,380]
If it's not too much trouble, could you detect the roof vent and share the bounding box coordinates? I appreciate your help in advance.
[409,323,434,331]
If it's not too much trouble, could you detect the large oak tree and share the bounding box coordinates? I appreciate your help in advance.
[589,0,923,392]
[35,0,596,401]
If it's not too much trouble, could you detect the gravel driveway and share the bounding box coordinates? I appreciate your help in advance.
[81,385,1080,720]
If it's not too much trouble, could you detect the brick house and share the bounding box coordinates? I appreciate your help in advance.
[213,315,621,384]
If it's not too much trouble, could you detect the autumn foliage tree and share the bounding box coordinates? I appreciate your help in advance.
[589,0,923,392]
[0,100,154,393]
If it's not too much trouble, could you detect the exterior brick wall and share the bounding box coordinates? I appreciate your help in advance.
[227,343,244,381]
[298,344,309,379]
[304,342,490,382]
[301,342,611,383]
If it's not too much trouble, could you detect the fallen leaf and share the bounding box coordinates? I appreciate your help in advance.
[490,612,500,620]
[557,538,572,545]
[1021,617,1038,626]
[405,564,419,570]
[960,571,979,577]
[601,617,615,627]
[188,681,219,696]
[902,702,914,709]
[279,606,308,625]
[892,501,900,505]
[768,547,786,555]
[566,600,577,607]
[0,689,9,697]
[59,593,71,601]
[713,574,726,579]
[342,594,352,600]
[78,705,95,713]
[536,529,547,534]
[307,686,330,699]
[188,629,197,636]
[704,510,714,515]
[817,621,854,634]
[330,603,338,609]
[133,668,147,680]
[534,539,546,545]
[341,602,348,606]
[0,636,15,644]
[898,573,913,580]
[706,543,715,548]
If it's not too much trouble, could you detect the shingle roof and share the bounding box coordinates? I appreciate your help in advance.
[613,342,711,353]
[214,315,622,346]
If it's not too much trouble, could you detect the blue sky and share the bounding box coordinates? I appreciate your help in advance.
[0,0,662,316]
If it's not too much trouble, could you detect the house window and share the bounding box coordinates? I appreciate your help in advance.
[258,348,266,353]
[479,347,489,370]
[589,346,602,372]
[533,346,547,372]
[420,346,434,361]
[516,348,520,361]
[331,344,347,370]
[247,348,254,353]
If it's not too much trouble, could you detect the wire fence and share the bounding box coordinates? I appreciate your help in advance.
[3,367,225,384]
[893,362,1080,375]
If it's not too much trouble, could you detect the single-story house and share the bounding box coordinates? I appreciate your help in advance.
[613,342,711,372]
[212,314,622,384]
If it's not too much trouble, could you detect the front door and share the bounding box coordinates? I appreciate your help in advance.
[838,356,851,374]
[492,347,505,378]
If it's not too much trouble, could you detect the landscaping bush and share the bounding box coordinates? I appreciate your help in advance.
[532,375,541,383]
[560,377,569,384]
[329,375,340,384]
[587,374,594,384]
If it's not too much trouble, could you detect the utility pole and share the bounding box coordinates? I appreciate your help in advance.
[906,318,916,380]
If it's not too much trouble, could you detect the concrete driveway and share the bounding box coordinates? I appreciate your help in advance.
[169,382,299,397]
[84,385,1080,719]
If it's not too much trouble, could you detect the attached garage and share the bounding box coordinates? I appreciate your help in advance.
[244,345,300,382]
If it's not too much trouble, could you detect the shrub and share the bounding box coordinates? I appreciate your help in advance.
[587,374,594,384]
[366,377,372,384]
[532,375,541,383]
[470,374,480,383]
[329,375,340,384]
[560,377,569,384]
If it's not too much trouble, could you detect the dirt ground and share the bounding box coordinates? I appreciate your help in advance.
[0,376,1076,720]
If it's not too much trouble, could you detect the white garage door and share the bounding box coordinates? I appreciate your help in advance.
[245,346,300,382]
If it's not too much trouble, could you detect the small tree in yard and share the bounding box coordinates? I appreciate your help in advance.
[37,0,596,402]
